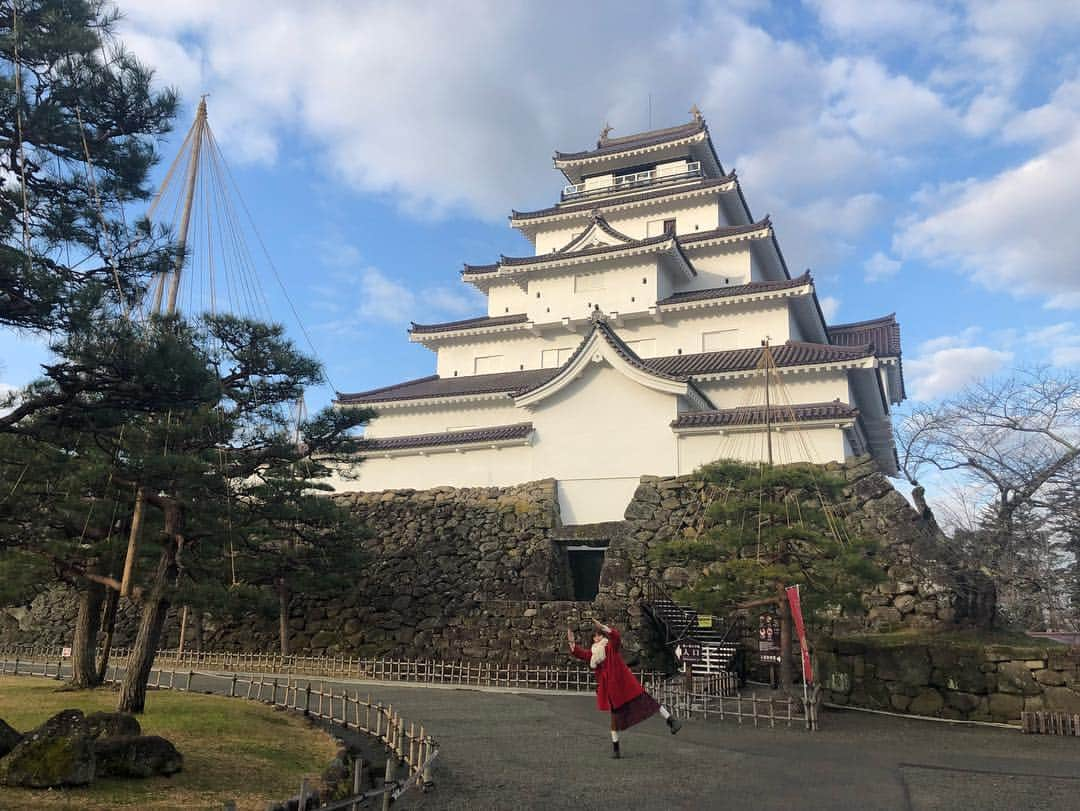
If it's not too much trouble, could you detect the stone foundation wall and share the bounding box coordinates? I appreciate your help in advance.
[819,639,1080,722]
[609,457,995,632]
[1,458,992,667]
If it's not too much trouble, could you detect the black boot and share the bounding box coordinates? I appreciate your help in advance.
[611,740,621,759]
[667,716,682,735]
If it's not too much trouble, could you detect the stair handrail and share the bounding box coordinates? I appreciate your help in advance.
[642,577,744,653]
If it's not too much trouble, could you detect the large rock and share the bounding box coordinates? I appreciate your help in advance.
[85,711,142,740]
[0,709,94,788]
[0,718,23,758]
[996,661,1041,696]
[93,735,183,778]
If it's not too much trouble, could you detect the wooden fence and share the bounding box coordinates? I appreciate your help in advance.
[0,654,438,804]
[1021,711,1080,736]
[0,644,674,694]
[646,675,820,730]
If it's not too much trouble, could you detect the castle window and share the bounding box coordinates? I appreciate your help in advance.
[536,291,541,298]
[474,355,504,374]
[702,329,740,352]
[541,347,575,368]
[625,338,656,358]
[575,273,605,293]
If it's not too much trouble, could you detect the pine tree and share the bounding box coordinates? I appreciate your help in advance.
[649,460,883,687]
[1,0,177,337]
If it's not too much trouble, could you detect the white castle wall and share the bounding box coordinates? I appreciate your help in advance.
[333,358,853,521]
[362,401,524,438]
[677,424,847,472]
[695,369,852,409]
[531,196,725,254]
[432,300,800,378]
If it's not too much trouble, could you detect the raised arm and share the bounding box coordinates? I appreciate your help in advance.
[567,628,590,662]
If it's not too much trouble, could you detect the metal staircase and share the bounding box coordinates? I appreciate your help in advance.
[642,580,742,680]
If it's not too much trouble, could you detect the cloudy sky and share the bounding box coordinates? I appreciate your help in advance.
[3,0,1079,440]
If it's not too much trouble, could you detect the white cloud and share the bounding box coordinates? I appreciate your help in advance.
[825,58,958,147]
[809,0,956,42]
[357,268,415,325]
[863,251,900,282]
[896,131,1080,309]
[1020,322,1080,367]
[819,296,840,321]
[111,0,962,264]
[1003,76,1080,145]
[315,267,484,333]
[906,332,1013,401]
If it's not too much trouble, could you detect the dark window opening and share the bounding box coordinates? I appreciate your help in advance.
[663,218,676,234]
[567,546,606,601]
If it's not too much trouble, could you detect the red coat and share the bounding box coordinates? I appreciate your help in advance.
[571,626,644,712]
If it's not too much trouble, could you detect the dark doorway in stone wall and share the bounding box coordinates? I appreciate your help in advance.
[566,544,607,601]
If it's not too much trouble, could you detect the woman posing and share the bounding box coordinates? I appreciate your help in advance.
[567,619,681,758]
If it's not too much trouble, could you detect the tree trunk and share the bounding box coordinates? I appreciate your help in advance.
[277,578,290,657]
[777,586,793,690]
[96,588,120,682]
[117,540,177,714]
[70,580,106,687]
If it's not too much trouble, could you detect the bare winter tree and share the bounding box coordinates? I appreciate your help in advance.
[897,366,1080,629]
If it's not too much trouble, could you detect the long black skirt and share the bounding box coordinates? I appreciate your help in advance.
[612,690,661,731]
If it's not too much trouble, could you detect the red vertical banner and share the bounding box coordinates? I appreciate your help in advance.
[786,585,813,685]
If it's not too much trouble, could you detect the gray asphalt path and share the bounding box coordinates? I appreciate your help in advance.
[7,663,1079,810]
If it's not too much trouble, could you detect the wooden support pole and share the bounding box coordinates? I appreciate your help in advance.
[177,605,188,656]
[119,487,147,598]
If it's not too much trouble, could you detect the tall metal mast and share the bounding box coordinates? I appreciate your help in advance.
[122,98,208,598]
[152,97,208,316]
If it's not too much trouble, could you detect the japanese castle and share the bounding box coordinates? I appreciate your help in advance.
[335,110,905,523]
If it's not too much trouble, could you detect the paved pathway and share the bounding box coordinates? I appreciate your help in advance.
[7,663,1079,809]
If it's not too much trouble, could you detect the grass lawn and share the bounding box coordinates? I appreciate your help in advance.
[0,676,338,810]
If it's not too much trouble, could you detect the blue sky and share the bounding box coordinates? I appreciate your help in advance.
[3,1,1080,467]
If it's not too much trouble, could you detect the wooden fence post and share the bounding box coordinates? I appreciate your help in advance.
[351,759,366,811]
[381,757,396,811]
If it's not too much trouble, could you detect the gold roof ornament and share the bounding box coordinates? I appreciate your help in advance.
[598,122,614,145]
[690,104,704,124]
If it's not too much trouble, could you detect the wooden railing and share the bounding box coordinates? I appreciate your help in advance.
[0,644,665,692]
[0,652,438,803]
[645,674,819,730]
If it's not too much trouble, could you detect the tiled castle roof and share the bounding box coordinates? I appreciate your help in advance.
[554,119,708,162]
[359,422,534,451]
[337,338,874,406]
[510,175,737,222]
[409,313,529,335]
[828,313,902,356]
[671,401,858,429]
[656,272,811,306]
